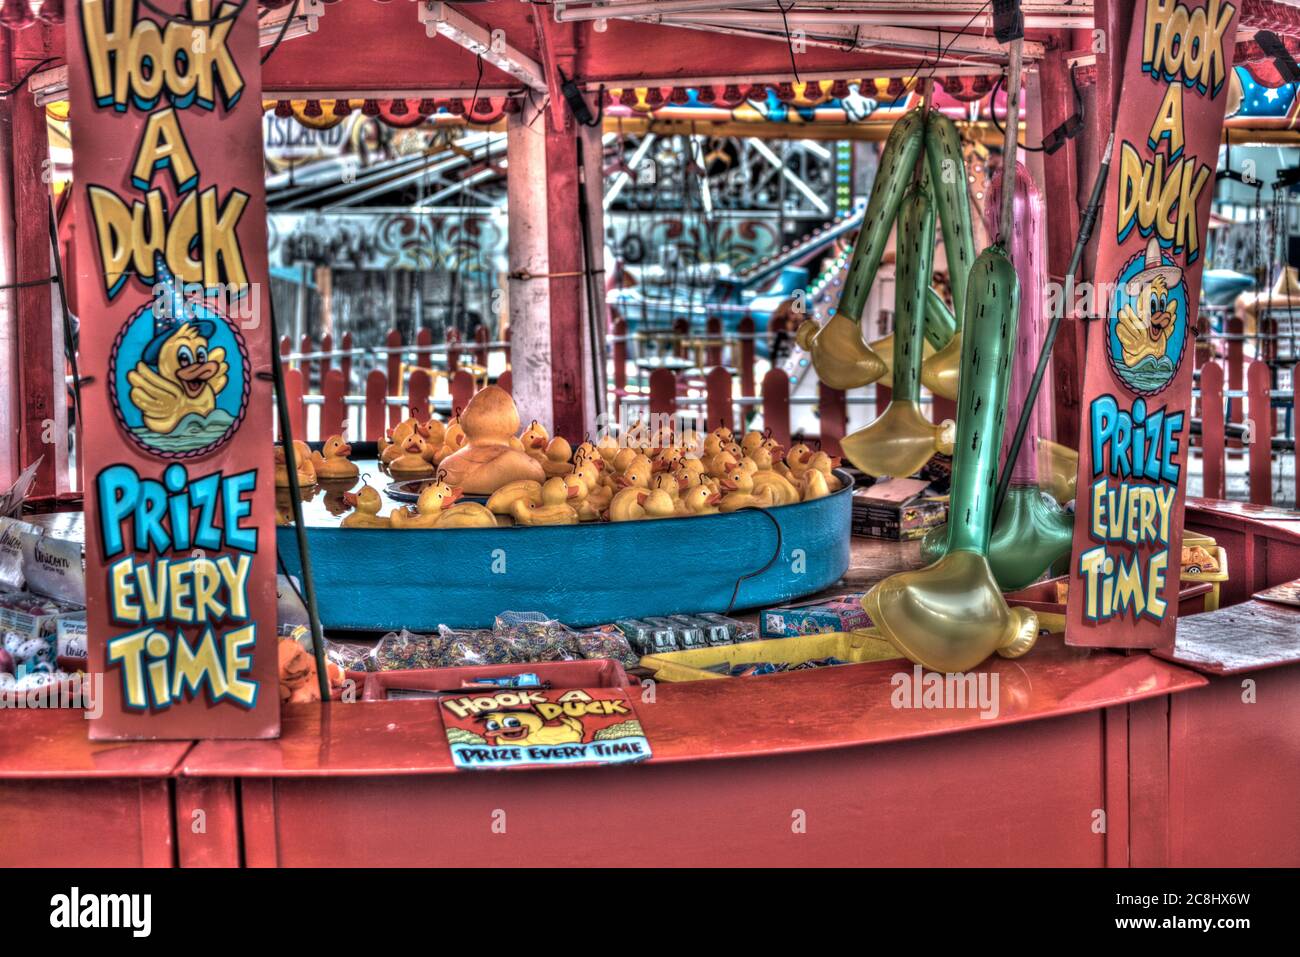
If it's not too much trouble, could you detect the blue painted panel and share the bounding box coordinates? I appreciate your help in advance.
[278,472,853,631]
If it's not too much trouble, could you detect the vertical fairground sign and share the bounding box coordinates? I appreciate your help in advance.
[70,0,279,737]
[1067,0,1239,650]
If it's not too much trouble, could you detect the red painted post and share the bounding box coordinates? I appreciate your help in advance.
[649,368,677,420]
[1247,359,1273,505]
[320,332,334,379]
[365,370,387,441]
[1227,316,1243,450]
[474,323,489,369]
[498,370,513,396]
[417,326,434,371]
[386,329,403,428]
[673,317,689,359]
[706,315,723,368]
[322,368,347,440]
[13,92,62,496]
[612,318,628,395]
[285,368,306,442]
[503,324,512,370]
[280,336,291,378]
[875,382,892,419]
[340,332,353,391]
[409,368,432,423]
[762,369,791,448]
[386,329,402,392]
[738,316,756,398]
[1295,363,1299,509]
[299,333,313,391]
[1200,360,1225,499]
[706,366,732,432]
[819,383,847,457]
[445,327,460,373]
[450,369,475,413]
[933,395,956,425]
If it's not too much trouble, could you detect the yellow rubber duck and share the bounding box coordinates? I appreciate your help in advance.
[436,501,498,528]
[521,419,550,453]
[613,456,653,493]
[678,483,722,516]
[391,482,463,528]
[609,486,651,522]
[573,459,610,512]
[539,436,574,478]
[311,434,360,481]
[596,433,620,465]
[747,448,801,504]
[805,450,843,492]
[718,467,778,512]
[432,418,466,464]
[801,469,831,502]
[642,488,676,519]
[486,479,543,516]
[340,484,391,528]
[388,435,436,479]
[511,477,579,525]
[275,440,317,488]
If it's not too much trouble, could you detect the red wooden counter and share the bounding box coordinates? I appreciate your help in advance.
[0,707,188,867]
[176,635,1207,867]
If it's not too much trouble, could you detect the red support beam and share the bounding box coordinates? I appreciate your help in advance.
[1200,360,1225,499]
[1247,360,1273,505]
[10,83,64,496]
[1039,44,1083,451]
[365,369,387,441]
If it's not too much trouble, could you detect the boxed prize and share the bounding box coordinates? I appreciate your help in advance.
[851,477,948,540]
[760,594,872,638]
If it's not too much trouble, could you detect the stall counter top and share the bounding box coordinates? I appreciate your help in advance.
[0,706,194,779]
[178,634,1207,779]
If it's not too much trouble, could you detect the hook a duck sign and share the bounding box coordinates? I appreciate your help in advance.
[70,1,278,738]
[1066,0,1239,651]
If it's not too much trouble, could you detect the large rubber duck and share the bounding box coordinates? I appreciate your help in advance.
[437,387,546,494]
[311,434,360,481]
[126,255,230,435]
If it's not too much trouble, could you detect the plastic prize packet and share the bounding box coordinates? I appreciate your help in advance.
[57,613,89,659]
[572,627,639,668]
[665,615,710,650]
[22,531,85,607]
[0,517,31,592]
[0,588,83,678]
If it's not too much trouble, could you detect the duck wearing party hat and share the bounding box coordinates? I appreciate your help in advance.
[126,254,230,435]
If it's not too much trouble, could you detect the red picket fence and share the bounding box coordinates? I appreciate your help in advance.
[276,324,510,442]
[277,324,1297,510]
[1194,357,1298,507]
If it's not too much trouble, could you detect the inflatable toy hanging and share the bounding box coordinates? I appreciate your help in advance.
[863,244,1039,671]
[920,162,1075,590]
[841,180,955,477]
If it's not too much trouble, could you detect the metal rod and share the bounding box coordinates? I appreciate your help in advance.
[997,39,1023,248]
[576,134,609,422]
[268,295,331,700]
[993,131,1116,520]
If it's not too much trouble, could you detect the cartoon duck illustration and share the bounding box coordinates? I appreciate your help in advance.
[1116,237,1184,369]
[477,707,584,747]
[125,254,230,435]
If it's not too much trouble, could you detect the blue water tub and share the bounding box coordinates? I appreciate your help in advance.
[277,471,853,631]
